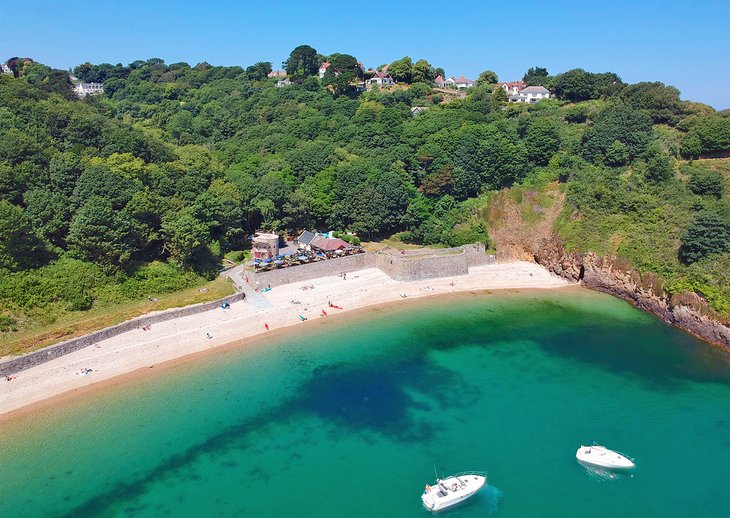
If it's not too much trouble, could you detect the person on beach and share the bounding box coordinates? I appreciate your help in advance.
[206,332,212,339]
[265,323,270,330]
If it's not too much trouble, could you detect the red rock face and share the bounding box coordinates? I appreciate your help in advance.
[533,240,730,349]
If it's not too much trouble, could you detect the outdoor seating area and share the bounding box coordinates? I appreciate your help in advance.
[248,243,364,272]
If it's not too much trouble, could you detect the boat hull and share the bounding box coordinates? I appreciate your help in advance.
[421,473,486,512]
[576,445,635,470]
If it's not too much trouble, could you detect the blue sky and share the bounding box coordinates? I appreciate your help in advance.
[2,0,729,109]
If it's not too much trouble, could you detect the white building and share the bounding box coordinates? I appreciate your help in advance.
[501,81,526,95]
[509,85,551,104]
[452,76,474,89]
[1,63,13,76]
[73,82,104,97]
[369,70,394,86]
[276,78,291,88]
[318,62,330,78]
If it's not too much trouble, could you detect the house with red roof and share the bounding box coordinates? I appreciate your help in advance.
[318,62,330,79]
[310,236,351,252]
[434,75,446,87]
[501,81,526,95]
[452,76,474,89]
[369,70,394,87]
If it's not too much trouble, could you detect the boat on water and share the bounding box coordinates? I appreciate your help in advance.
[421,472,487,512]
[576,444,635,470]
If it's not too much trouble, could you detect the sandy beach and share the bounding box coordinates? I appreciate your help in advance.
[0,261,570,417]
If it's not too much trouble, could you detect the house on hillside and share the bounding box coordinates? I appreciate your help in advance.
[369,70,394,86]
[452,76,474,89]
[501,81,526,95]
[73,82,104,97]
[434,75,446,88]
[509,85,551,104]
[276,78,291,88]
[410,106,428,116]
[318,62,330,78]
[268,70,286,78]
[1,63,13,76]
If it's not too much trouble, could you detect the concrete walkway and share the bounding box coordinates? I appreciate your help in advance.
[223,265,272,311]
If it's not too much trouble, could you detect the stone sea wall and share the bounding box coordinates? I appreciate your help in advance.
[534,240,730,349]
[249,244,493,287]
[249,253,376,288]
[0,292,246,377]
[375,243,493,281]
[1,244,492,374]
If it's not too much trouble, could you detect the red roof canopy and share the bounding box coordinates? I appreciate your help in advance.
[311,237,351,251]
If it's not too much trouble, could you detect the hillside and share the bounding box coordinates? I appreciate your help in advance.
[1,53,729,351]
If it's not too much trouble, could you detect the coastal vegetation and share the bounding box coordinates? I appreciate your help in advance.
[1,48,729,351]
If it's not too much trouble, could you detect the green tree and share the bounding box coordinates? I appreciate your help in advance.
[323,54,361,96]
[681,115,730,155]
[681,134,702,159]
[552,68,595,102]
[687,166,724,198]
[284,45,319,79]
[0,201,47,270]
[161,210,211,265]
[67,196,135,269]
[581,103,653,161]
[476,70,498,86]
[522,67,549,86]
[679,212,730,264]
[620,82,684,124]
[525,118,561,166]
[643,143,673,183]
[245,61,273,81]
[604,140,629,166]
[72,164,140,210]
[388,56,414,83]
[23,188,73,246]
[412,59,435,84]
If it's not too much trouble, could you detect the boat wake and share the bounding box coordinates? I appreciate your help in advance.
[579,463,635,482]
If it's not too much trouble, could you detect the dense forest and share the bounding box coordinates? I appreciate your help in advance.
[1,47,729,340]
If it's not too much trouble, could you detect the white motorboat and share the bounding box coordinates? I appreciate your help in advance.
[576,444,635,470]
[421,472,487,512]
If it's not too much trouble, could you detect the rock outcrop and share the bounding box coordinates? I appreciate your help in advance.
[534,239,730,349]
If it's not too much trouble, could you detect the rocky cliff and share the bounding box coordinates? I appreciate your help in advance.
[534,239,730,349]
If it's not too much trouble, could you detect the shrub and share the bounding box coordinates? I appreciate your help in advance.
[679,212,730,264]
[687,166,724,198]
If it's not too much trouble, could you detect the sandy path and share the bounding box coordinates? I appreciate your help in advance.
[0,262,569,416]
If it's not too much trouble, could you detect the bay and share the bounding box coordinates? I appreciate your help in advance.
[1,289,729,517]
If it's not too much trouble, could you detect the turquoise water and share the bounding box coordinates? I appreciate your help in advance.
[1,289,730,517]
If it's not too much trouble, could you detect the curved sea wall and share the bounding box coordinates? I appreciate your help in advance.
[249,244,493,288]
[0,292,246,377]
[534,240,730,349]
[1,244,493,375]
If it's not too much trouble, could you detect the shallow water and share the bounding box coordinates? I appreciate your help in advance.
[1,290,729,517]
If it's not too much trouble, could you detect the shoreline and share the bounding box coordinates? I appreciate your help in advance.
[0,262,569,418]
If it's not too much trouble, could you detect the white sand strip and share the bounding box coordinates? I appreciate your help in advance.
[0,261,569,417]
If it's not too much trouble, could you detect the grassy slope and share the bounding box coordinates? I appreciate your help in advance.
[480,161,729,321]
[0,276,235,358]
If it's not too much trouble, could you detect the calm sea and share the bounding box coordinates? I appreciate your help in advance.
[1,289,729,517]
